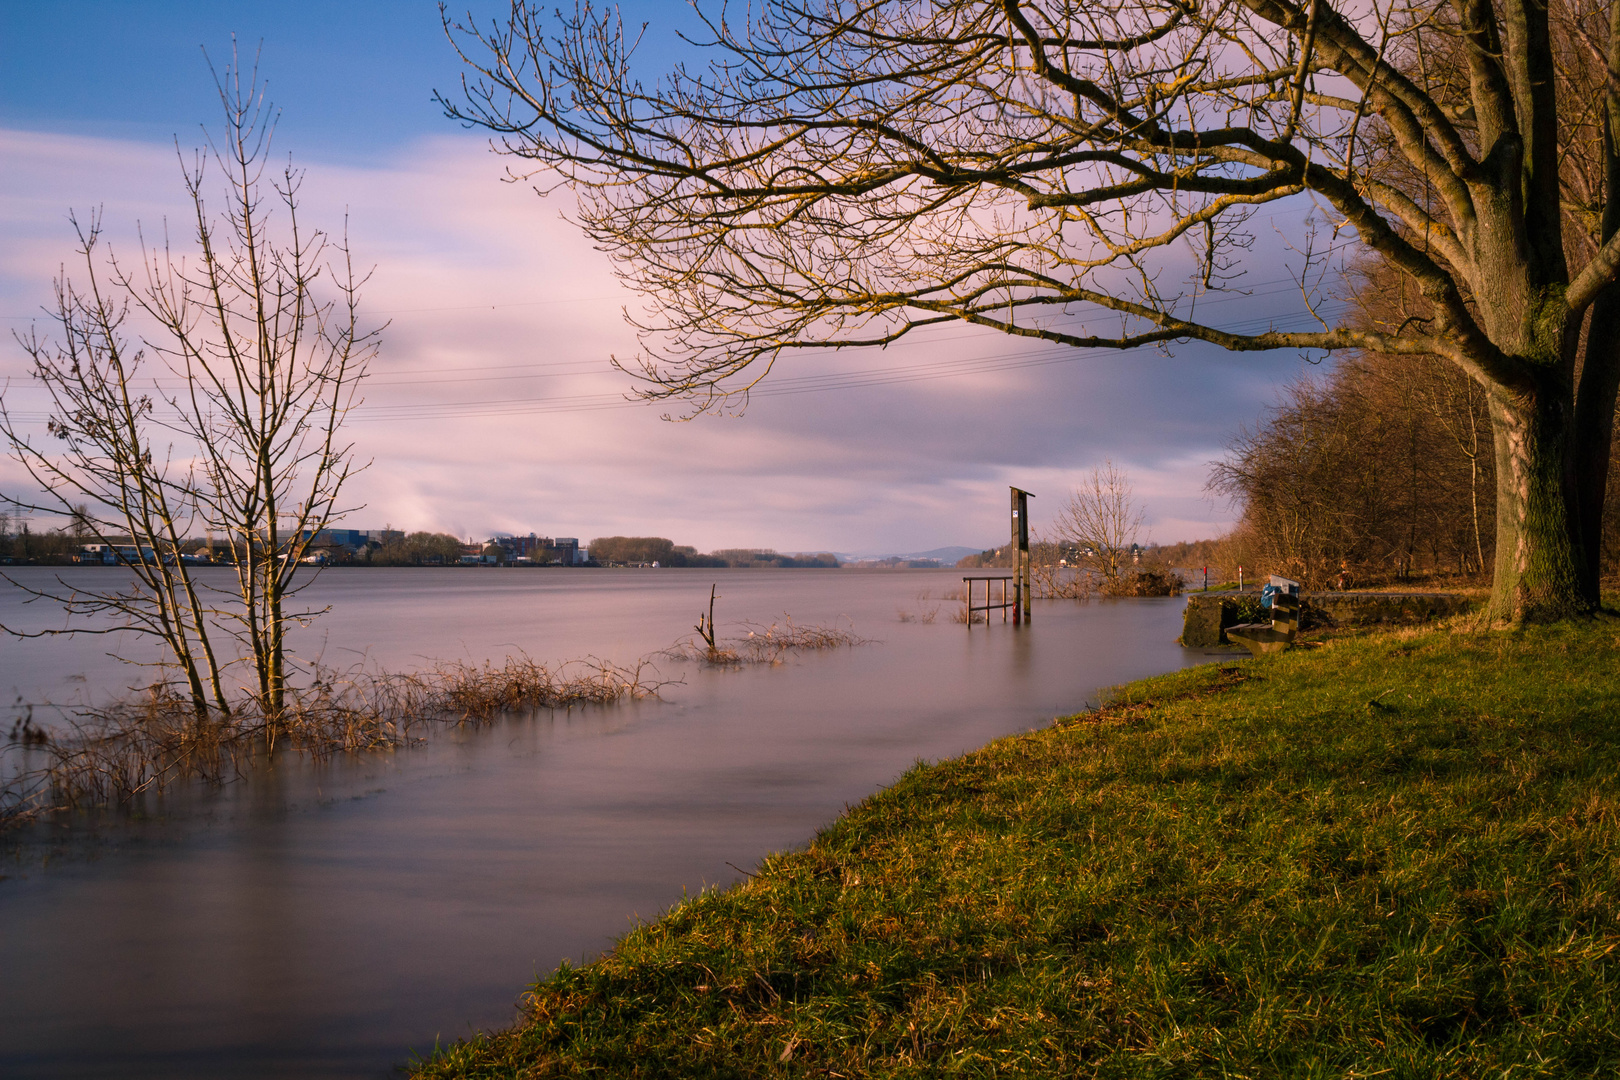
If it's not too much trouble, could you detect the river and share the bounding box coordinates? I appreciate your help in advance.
[1,567,1203,1078]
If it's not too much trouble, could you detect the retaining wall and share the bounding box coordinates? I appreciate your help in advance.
[1181,590,1475,648]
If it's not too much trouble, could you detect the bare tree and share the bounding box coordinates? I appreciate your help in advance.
[1027,534,1095,598]
[145,57,376,728]
[3,216,232,722]
[1213,378,1386,587]
[1053,460,1144,585]
[443,0,1620,622]
[1210,346,1522,585]
[1,52,375,731]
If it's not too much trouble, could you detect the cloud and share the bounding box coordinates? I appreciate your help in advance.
[1,127,1319,552]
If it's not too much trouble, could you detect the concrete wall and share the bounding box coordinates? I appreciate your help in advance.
[1181,591,1475,647]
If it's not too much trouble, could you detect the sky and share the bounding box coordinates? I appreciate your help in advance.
[0,1,1332,555]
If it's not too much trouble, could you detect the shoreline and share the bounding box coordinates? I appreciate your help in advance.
[415,614,1620,1076]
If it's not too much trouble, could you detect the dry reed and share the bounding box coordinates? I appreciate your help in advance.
[665,615,869,666]
[432,655,662,720]
[2,654,667,822]
[897,589,942,623]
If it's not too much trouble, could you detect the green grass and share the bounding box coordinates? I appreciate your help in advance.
[416,619,1620,1078]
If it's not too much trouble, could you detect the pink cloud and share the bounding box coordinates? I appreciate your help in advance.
[2,128,1257,553]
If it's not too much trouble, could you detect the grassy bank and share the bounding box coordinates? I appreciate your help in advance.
[417,619,1620,1077]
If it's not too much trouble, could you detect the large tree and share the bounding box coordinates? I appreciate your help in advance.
[444,0,1620,621]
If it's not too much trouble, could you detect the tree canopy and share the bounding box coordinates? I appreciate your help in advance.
[444,0,1620,620]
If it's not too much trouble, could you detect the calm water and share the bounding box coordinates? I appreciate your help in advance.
[1,568,1204,1079]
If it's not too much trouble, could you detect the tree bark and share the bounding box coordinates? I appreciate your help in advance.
[1487,372,1590,621]
[1574,296,1620,595]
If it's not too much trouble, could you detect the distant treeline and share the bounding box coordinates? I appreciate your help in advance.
[589,536,838,568]
[368,532,466,566]
[956,540,1218,572]
[0,518,469,567]
[954,351,1616,594]
[0,512,83,562]
[0,523,843,570]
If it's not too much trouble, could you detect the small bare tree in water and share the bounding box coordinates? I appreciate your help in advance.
[1,51,376,734]
[1053,461,1145,587]
[3,232,232,722]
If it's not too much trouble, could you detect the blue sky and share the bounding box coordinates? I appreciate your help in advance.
[0,2,1317,553]
[1,2,710,156]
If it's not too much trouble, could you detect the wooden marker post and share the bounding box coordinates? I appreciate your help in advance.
[1010,486,1033,624]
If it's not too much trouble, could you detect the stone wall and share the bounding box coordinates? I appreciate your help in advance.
[1180,591,1475,647]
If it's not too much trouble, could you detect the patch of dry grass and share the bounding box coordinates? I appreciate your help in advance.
[896,588,942,624]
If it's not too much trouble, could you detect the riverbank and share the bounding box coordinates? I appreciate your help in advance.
[416,616,1620,1077]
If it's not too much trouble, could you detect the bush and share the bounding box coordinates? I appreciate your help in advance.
[1102,568,1181,597]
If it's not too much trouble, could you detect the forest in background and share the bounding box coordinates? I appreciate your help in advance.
[959,346,1620,592]
[1210,348,1620,590]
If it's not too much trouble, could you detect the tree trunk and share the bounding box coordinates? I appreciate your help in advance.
[266,581,286,723]
[1574,296,1620,593]
[1486,374,1591,621]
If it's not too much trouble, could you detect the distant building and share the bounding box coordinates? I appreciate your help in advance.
[307,528,366,551]
[490,533,552,559]
[81,543,156,565]
[487,534,581,565]
[301,528,404,559]
[553,538,583,565]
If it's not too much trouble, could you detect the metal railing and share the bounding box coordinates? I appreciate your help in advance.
[961,575,1020,626]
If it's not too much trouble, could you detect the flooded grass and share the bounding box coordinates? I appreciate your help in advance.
[433,655,665,721]
[2,655,666,822]
[896,588,942,624]
[5,613,865,824]
[3,599,871,826]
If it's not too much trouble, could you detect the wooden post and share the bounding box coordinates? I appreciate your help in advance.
[1010,487,1032,624]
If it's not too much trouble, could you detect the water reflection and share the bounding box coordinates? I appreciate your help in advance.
[1,569,1203,1079]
